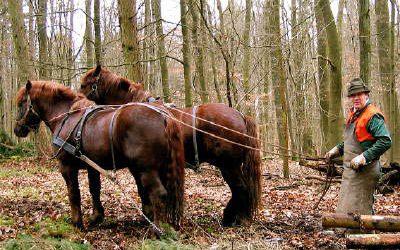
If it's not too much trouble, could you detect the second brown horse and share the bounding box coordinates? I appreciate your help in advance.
[80,66,262,226]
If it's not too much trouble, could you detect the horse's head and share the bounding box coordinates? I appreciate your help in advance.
[80,65,105,102]
[14,81,41,137]
[80,65,148,104]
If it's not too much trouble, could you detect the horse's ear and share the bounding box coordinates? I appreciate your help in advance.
[137,82,145,90]
[26,80,32,92]
[119,80,130,91]
[94,65,101,77]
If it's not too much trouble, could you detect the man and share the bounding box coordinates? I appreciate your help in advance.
[325,78,391,215]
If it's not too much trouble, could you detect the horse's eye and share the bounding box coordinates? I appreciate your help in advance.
[80,85,85,89]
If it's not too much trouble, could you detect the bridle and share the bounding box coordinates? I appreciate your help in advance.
[86,73,101,101]
[16,92,41,131]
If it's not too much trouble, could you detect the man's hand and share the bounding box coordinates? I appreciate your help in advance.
[325,146,340,163]
[350,154,366,170]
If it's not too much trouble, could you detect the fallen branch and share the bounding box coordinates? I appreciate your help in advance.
[299,159,343,177]
[322,213,400,231]
[0,142,15,150]
[305,175,341,183]
[346,234,400,249]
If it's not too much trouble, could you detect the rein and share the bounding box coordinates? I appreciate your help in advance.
[87,73,101,101]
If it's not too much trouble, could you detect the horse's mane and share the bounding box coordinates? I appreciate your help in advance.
[16,81,91,108]
[82,67,151,102]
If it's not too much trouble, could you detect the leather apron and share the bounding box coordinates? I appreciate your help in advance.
[336,122,380,215]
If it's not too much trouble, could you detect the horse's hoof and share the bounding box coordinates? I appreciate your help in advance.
[88,214,104,227]
[236,217,252,226]
[73,221,85,230]
[222,217,236,227]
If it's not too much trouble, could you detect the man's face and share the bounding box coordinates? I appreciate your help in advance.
[349,92,369,110]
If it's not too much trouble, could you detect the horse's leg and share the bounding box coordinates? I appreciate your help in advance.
[87,168,104,226]
[129,169,153,221]
[219,163,250,226]
[60,166,83,229]
[140,170,167,227]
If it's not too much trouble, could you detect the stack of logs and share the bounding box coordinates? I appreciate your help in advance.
[322,213,400,249]
[301,159,400,248]
[299,159,400,194]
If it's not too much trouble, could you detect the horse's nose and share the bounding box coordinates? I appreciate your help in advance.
[14,125,29,137]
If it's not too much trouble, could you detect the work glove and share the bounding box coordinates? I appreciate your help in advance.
[325,146,340,163]
[350,153,366,171]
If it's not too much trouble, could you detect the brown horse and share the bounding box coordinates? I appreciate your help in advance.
[14,80,185,230]
[80,66,262,226]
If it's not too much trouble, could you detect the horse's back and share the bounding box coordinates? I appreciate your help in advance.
[81,105,171,168]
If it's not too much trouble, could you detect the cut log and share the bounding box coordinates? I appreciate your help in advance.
[346,234,400,249]
[322,213,400,231]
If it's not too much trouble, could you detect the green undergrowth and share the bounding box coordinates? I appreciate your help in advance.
[29,216,77,238]
[2,234,89,250]
[2,216,89,250]
[0,215,15,227]
[136,224,197,250]
[0,130,36,159]
[0,165,52,178]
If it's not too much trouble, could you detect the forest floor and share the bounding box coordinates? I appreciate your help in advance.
[0,157,399,249]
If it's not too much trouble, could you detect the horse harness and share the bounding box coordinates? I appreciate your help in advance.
[191,106,200,171]
[52,103,170,174]
[16,92,41,131]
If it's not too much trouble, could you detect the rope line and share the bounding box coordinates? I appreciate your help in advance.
[43,103,322,160]
[167,106,315,158]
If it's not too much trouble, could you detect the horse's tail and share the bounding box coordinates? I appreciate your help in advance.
[163,116,185,228]
[243,115,262,218]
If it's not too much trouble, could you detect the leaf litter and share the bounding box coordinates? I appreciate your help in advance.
[0,157,399,249]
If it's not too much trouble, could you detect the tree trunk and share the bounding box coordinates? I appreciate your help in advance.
[152,0,171,102]
[117,0,143,82]
[94,0,102,65]
[143,0,154,91]
[336,0,344,47]
[7,0,35,84]
[270,0,289,178]
[320,0,343,150]
[346,234,400,249]
[85,0,94,68]
[206,3,222,103]
[314,0,330,152]
[37,0,48,79]
[66,0,74,86]
[180,0,192,107]
[358,0,371,84]
[389,0,400,163]
[375,0,396,162]
[216,0,233,106]
[189,0,208,103]
[242,0,252,114]
[322,213,400,231]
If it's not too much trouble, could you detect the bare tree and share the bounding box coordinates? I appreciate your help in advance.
[151,0,170,102]
[270,0,289,178]
[7,0,35,84]
[117,0,143,82]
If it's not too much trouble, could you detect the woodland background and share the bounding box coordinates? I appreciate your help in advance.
[1,0,400,176]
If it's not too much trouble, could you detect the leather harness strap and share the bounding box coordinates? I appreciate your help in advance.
[52,106,109,157]
[192,105,200,171]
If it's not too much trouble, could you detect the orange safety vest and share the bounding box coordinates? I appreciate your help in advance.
[346,104,385,143]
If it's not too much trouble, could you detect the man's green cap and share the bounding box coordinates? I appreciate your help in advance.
[347,78,370,97]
